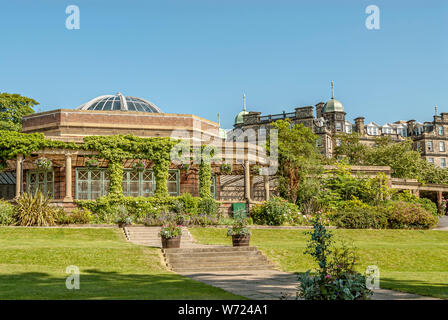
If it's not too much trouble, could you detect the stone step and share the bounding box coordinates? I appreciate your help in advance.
[168,256,269,266]
[165,251,263,260]
[163,246,258,254]
[167,254,271,262]
[128,236,193,240]
[173,265,276,272]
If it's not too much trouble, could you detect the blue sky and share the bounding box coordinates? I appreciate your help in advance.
[0,0,447,128]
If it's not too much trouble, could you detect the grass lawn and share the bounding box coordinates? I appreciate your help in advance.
[189,228,448,299]
[0,227,244,300]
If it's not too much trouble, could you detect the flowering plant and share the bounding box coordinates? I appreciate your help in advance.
[159,223,182,239]
[85,158,100,168]
[35,157,52,170]
[227,218,251,236]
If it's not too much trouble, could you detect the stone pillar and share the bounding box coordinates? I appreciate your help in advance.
[15,154,23,198]
[244,160,251,202]
[264,175,270,201]
[64,153,73,202]
[437,191,443,213]
[413,189,420,198]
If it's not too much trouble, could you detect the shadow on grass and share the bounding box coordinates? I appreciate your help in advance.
[0,269,243,300]
[380,277,448,299]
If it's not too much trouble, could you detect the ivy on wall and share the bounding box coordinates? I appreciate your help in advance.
[0,130,180,196]
[199,161,212,198]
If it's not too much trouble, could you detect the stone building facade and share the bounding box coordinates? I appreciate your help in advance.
[231,84,447,168]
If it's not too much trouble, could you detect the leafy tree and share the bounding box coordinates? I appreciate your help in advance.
[269,119,324,207]
[335,133,448,184]
[334,133,367,164]
[0,92,38,131]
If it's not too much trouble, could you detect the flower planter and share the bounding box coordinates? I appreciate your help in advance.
[232,235,250,247]
[161,235,181,248]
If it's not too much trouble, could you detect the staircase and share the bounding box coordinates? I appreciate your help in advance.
[163,246,276,273]
[124,226,277,272]
[124,226,195,247]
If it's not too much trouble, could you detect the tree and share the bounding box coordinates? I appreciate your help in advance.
[269,119,324,207]
[0,92,38,131]
[335,134,448,184]
[334,133,367,165]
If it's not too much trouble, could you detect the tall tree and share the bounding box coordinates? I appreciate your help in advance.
[0,92,38,131]
[269,119,324,206]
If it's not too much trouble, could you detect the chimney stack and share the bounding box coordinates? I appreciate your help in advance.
[315,102,325,118]
[354,117,365,135]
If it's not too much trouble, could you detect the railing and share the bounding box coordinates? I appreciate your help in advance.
[259,112,296,122]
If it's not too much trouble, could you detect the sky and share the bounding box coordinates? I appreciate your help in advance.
[0,0,447,128]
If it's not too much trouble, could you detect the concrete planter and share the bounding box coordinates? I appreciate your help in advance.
[232,235,250,247]
[161,235,181,248]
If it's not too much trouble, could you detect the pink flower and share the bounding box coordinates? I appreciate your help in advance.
[325,274,331,279]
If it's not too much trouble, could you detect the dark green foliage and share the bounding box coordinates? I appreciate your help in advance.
[297,216,372,300]
[250,196,299,226]
[269,120,324,206]
[332,206,388,229]
[384,201,438,229]
[335,133,448,184]
[0,92,38,132]
[393,190,438,216]
[198,197,220,215]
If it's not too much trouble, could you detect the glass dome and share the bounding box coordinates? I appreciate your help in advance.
[77,92,162,113]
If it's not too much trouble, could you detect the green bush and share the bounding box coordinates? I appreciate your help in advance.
[393,190,438,216]
[198,197,220,216]
[0,200,14,225]
[76,194,218,224]
[14,191,56,226]
[384,201,438,229]
[54,208,71,225]
[332,206,388,229]
[177,193,199,214]
[251,197,299,226]
[70,208,93,224]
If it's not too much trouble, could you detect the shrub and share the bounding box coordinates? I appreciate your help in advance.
[176,193,199,214]
[384,201,438,229]
[76,194,207,223]
[198,197,220,216]
[70,208,93,224]
[297,216,372,300]
[14,191,56,226]
[332,206,388,229]
[0,200,14,225]
[54,207,71,225]
[393,190,438,216]
[251,197,299,226]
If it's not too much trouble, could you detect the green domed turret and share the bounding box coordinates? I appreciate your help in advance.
[234,93,249,125]
[322,81,345,113]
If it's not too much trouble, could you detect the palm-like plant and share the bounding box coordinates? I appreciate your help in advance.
[14,191,56,226]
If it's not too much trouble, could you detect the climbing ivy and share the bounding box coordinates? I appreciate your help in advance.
[199,161,212,198]
[108,161,124,196]
[0,131,181,196]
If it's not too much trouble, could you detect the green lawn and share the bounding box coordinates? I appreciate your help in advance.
[0,227,244,299]
[189,228,448,299]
